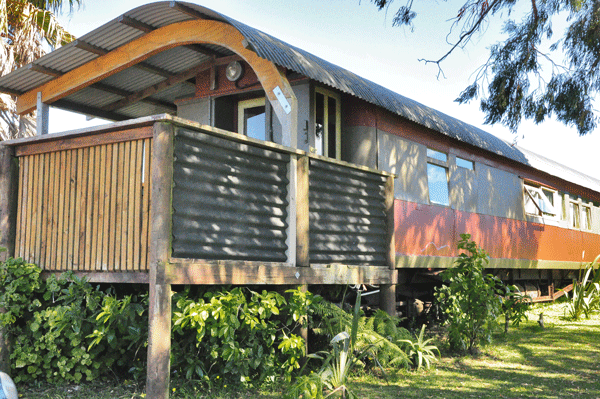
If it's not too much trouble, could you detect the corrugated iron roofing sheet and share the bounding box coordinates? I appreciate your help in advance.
[0,1,598,193]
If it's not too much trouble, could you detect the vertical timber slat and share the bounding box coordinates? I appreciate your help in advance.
[141,138,151,270]
[146,122,173,399]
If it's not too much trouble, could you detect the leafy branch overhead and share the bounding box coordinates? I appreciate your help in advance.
[372,0,600,135]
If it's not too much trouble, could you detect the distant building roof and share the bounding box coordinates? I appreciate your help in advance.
[0,1,598,193]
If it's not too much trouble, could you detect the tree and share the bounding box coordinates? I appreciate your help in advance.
[372,0,600,136]
[0,0,81,140]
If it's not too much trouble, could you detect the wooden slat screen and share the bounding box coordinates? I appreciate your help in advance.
[15,138,152,271]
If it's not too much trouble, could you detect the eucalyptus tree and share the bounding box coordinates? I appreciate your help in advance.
[372,0,600,136]
[0,0,81,140]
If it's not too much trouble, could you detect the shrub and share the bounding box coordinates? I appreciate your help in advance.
[434,234,502,354]
[563,255,600,320]
[171,286,317,387]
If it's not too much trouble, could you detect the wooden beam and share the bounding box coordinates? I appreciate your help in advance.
[296,156,310,266]
[169,1,215,20]
[91,83,177,112]
[166,260,397,285]
[16,20,297,143]
[146,122,174,399]
[118,15,222,58]
[40,271,149,284]
[0,86,22,96]
[380,175,397,316]
[0,145,18,259]
[27,64,62,77]
[74,38,194,83]
[52,99,130,122]
[15,126,153,156]
[102,55,238,113]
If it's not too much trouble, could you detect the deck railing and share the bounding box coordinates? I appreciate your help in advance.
[11,127,153,272]
[2,116,395,282]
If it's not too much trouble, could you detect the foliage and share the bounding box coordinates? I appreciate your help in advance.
[0,255,42,327]
[171,286,318,387]
[434,234,503,354]
[371,0,600,135]
[562,255,600,320]
[398,324,439,370]
[288,293,374,399]
[311,297,411,370]
[1,0,81,140]
[0,256,148,383]
[500,284,531,333]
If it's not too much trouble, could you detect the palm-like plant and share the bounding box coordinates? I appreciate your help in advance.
[399,324,439,370]
[0,0,81,140]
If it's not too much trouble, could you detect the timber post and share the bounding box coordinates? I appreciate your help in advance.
[296,155,310,267]
[146,122,174,399]
[379,174,397,316]
[0,145,17,372]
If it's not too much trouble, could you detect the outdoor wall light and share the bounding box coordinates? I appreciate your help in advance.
[225,61,243,81]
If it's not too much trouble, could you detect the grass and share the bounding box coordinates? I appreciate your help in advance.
[18,301,600,399]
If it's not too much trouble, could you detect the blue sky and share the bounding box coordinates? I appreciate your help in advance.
[50,0,600,179]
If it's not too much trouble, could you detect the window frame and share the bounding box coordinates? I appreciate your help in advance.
[426,148,450,207]
[524,182,558,218]
[237,97,267,140]
[314,86,341,160]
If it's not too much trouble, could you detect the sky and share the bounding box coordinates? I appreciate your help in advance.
[48,0,600,180]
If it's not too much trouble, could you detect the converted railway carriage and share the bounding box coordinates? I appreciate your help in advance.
[0,2,599,397]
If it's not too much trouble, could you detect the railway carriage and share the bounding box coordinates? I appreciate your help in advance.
[0,2,598,396]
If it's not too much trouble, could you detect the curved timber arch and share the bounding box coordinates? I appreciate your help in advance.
[16,19,298,146]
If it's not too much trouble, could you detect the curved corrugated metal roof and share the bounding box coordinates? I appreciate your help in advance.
[0,1,599,193]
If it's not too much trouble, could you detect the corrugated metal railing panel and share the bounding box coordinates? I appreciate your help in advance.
[15,139,152,271]
[309,158,388,266]
[172,128,290,262]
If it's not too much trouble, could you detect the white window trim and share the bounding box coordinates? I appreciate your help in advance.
[314,87,341,160]
[237,97,266,136]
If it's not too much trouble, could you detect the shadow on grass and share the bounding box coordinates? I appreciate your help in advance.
[354,322,600,399]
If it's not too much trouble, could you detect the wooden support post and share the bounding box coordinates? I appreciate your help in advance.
[36,92,49,136]
[0,145,17,372]
[296,156,310,267]
[380,175,396,317]
[0,146,18,260]
[146,122,174,399]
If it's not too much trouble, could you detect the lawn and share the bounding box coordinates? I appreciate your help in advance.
[19,301,600,399]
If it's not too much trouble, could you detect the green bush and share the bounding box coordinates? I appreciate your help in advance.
[0,257,148,383]
[171,286,318,387]
[563,255,600,320]
[434,234,503,354]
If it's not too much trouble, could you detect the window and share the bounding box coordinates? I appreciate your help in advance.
[314,87,341,159]
[426,148,447,162]
[581,205,592,230]
[524,183,557,217]
[238,97,266,141]
[426,149,449,206]
[456,157,474,170]
[570,202,580,228]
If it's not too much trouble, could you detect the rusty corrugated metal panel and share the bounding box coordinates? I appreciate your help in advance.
[309,158,388,266]
[172,128,290,261]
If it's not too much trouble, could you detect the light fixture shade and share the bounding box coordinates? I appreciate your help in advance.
[225,61,243,81]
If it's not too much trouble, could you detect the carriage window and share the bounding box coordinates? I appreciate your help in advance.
[238,97,266,141]
[581,205,592,230]
[314,87,340,159]
[524,183,557,217]
[456,157,474,170]
[427,163,450,206]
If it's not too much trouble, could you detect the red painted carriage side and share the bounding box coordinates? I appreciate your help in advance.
[394,199,600,265]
